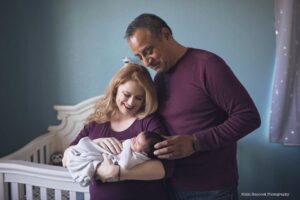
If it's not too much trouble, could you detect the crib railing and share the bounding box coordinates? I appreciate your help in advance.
[0,96,100,200]
[0,132,90,200]
[0,160,89,200]
[0,133,90,200]
[2,132,57,162]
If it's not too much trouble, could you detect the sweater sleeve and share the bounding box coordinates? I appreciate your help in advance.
[142,114,175,178]
[69,122,95,146]
[194,55,261,151]
[142,114,167,135]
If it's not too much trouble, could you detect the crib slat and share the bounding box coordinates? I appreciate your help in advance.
[46,145,50,164]
[69,191,76,200]
[40,187,47,200]
[55,189,62,200]
[25,184,33,200]
[33,152,38,163]
[11,183,19,200]
[84,192,90,200]
[0,175,9,200]
[40,147,45,163]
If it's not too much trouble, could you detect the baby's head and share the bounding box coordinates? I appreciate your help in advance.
[130,131,166,159]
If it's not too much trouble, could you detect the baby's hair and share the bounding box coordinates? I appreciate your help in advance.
[143,131,166,159]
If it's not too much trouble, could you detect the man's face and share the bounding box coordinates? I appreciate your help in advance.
[128,28,173,73]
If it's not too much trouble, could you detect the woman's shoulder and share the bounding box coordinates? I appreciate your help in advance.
[84,120,109,133]
[138,113,161,123]
[85,120,103,128]
[136,113,166,134]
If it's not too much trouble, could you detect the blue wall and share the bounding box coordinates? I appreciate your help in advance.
[1,0,299,198]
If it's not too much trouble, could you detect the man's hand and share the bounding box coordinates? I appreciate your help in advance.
[154,135,195,160]
[95,154,119,182]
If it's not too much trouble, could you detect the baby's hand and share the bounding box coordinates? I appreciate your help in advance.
[93,137,123,154]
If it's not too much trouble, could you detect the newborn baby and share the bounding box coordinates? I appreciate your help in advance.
[65,131,165,186]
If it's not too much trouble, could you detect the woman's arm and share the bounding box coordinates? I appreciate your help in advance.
[95,154,165,182]
[121,160,165,180]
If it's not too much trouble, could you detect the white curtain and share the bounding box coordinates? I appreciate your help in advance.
[269,0,300,145]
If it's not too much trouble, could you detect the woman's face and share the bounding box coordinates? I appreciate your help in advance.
[115,80,145,118]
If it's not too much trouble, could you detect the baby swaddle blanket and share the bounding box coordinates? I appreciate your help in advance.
[66,137,149,187]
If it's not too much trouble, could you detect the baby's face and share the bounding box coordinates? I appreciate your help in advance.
[131,132,148,153]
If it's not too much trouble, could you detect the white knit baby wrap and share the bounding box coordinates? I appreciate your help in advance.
[66,137,150,187]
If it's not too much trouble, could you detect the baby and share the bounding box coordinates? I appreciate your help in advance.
[65,131,165,187]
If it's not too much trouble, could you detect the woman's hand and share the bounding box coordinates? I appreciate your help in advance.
[95,154,120,182]
[93,137,123,154]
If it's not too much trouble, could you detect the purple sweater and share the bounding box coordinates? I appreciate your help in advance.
[154,48,261,191]
[70,114,171,200]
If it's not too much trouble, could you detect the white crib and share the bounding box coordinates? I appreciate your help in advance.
[0,96,101,200]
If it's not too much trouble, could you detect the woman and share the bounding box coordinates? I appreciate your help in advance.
[63,64,172,200]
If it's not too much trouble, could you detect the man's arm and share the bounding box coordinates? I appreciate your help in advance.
[154,55,261,159]
[193,56,261,151]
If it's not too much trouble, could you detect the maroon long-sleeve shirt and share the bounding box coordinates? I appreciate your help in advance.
[154,48,261,191]
[70,115,171,200]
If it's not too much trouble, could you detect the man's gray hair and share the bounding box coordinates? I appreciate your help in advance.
[125,13,173,40]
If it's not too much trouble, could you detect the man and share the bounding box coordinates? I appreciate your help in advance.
[124,13,261,199]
